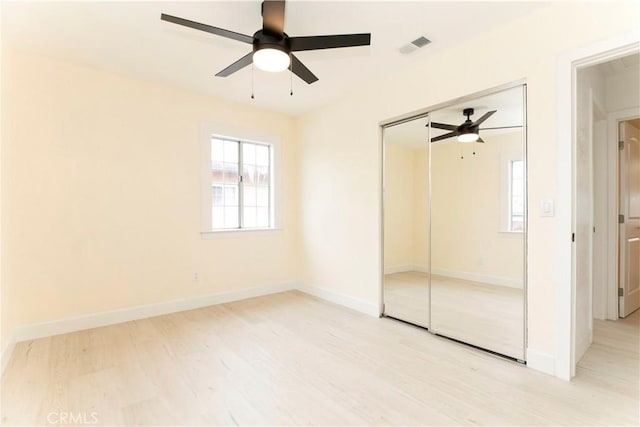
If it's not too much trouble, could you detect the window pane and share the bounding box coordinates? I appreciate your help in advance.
[509,159,525,232]
[256,145,269,166]
[224,162,239,183]
[243,164,256,185]
[243,143,256,165]
[244,185,257,207]
[256,207,269,228]
[256,186,269,206]
[225,185,238,205]
[257,165,269,185]
[244,207,257,228]
[512,160,524,180]
[212,207,224,229]
[224,207,239,228]
[212,186,224,206]
[224,140,239,163]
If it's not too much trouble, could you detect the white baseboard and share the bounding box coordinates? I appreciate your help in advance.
[431,268,523,289]
[1,335,16,377]
[12,281,297,343]
[526,348,555,376]
[297,284,380,317]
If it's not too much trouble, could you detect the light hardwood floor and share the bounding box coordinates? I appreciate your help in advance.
[2,291,638,426]
[384,271,524,359]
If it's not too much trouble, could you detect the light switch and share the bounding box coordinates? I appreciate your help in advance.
[540,199,554,217]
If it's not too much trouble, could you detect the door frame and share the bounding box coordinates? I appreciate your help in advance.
[557,32,639,380]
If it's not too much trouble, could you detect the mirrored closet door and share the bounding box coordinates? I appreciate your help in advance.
[382,116,430,328]
[382,85,527,361]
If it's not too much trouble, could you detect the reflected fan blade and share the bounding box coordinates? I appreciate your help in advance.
[471,110,496,127]
[431,132,457,142]
[262,0,286,35]
[477,137,485,143]
[290,33,371,51]
[290,54,318,84]
[479,125,523,130]
[215,52,253,77]
[161,14,253,44]
[430,122,458,131]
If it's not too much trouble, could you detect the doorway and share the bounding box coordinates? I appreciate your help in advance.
[573,50,640,372]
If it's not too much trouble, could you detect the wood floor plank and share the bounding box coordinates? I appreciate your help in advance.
[2,291,638,426]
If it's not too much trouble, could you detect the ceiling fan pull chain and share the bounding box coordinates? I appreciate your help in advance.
[251,63,255,99]
[473,141,476,155]
[460,145,464,160]
[290,53,294,96]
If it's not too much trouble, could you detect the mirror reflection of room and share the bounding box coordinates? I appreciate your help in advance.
[383,117,430,328]
[429,85,526,360]
[382,85,527,361]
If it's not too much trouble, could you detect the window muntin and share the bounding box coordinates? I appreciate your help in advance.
[211,137,272,230]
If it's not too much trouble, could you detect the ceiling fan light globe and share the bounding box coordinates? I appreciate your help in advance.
[253,48,290,72]
[457,133,479,143]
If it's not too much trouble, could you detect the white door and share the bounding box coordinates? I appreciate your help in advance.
[619,120,640,318]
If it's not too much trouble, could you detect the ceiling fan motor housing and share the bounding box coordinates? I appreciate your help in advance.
[252,30,291,55]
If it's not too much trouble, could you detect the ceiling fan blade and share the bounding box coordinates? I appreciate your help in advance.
[430,122,458,131]
[215,52,253,77]
[479,125,523,130]
[471,110,497,127]
[262,0,286,35]
[477,137,485,143]
[161,14,253,44]
[431,132,457,143]
[290,54,318,84]
[289,33,371,52]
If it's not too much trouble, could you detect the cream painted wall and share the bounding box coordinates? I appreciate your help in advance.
[296,1,640,372]
[431,132,524,283]
[1,48,298,348]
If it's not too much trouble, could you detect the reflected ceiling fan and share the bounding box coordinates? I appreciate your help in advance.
[161,0,371,85]
[429,108,522,143]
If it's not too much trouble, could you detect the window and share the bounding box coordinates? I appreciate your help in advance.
[210,137,272,230]
[509,159,524,232]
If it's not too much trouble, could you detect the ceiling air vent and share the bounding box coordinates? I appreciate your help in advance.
[399,36,431,54]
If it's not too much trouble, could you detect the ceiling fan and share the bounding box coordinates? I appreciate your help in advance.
[429,108,522,143]
[160,0,371,85]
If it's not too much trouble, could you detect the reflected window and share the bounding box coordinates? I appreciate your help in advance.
[509,159,524,232]
[211,137,272,230]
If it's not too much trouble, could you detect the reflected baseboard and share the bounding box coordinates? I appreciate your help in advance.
[384,265,429,274]
[384,265,523,289]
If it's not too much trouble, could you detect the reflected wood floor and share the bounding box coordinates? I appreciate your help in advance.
[384,271,524,359]
[2,291,638,426]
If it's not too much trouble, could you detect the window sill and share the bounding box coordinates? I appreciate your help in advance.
[200,228,282,239]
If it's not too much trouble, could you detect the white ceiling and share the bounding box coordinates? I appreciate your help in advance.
[1,1,544,116]
[596,52,640,78]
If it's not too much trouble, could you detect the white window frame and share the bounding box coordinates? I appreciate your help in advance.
[200,123,281,236]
